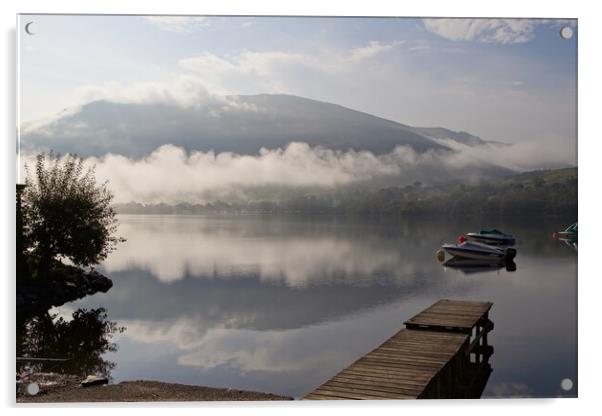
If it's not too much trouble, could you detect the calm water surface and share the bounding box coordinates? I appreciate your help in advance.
[54,214,577,398]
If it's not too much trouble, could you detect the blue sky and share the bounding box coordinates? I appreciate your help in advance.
[19,15,577,145]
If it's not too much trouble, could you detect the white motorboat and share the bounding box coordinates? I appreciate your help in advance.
[441,240,517,261]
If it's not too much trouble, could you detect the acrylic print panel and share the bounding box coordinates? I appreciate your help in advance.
[16,15,577,402]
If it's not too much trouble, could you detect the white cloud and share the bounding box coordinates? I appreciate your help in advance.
[85,143,402,203]
[429,137,574,172]
[348,40,404,61]
[241,18,255,29]
[178,51,313,94]
[20,134,574,206]
[83,141,571,204]
[142,16,210,33]
[72,75,223,108]
[177,40,403,95]
[423,19,537,44]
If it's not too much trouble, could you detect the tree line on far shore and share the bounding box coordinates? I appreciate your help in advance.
[114,167,577,219]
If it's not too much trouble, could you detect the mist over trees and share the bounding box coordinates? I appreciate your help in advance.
[114,167,577,219]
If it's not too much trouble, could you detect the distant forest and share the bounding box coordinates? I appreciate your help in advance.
[115,167,577,218]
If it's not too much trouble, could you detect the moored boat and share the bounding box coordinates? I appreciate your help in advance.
[465,229,515,246]
[554,223,577,240]
[442,240,517,261]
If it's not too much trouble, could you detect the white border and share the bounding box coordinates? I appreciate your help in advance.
[2,1,599,415]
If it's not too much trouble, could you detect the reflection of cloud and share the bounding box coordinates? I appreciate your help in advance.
[101,305,418,398]
[118,307,403,379]
[177,328,336,373]
[122,318,211,350]
[487,382,534,398]
[102,216,417,285]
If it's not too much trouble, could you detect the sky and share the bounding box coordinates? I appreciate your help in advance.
[17,16,578,201]
[19,15,577,145]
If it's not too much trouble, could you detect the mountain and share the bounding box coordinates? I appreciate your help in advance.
[20,94,499,158]
[411,127,487,146]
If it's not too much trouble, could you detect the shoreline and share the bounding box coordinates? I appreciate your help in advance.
[17,261,113,316]
[17,376,293,402]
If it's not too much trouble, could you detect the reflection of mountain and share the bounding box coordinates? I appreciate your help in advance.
[22,94,499,158]
[91,268,441,331]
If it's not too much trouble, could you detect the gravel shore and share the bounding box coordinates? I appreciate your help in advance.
[17,378,293,403]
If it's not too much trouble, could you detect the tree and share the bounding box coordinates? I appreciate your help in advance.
[16,184,29,280]
[532,176,545,188]
[22,153,123,274]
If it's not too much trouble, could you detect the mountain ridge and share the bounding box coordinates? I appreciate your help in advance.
[20,93,502,158]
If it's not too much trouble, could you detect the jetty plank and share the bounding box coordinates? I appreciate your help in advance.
[404,299,492,332]
[303,299,493,400]
[304,328,466,399]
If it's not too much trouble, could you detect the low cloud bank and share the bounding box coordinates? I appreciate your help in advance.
[89,142,401,203]
[432,137,575,173]
[20,139,574,204]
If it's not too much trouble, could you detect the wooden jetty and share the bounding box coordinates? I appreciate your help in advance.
[304,299,494,400]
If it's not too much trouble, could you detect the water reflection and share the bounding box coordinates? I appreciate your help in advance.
[558,238,578,252]
[102,216,430,286]
[61,214,577,398]
[443,258,517,275]
[102,215,569,286]
[16,308,124,380]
